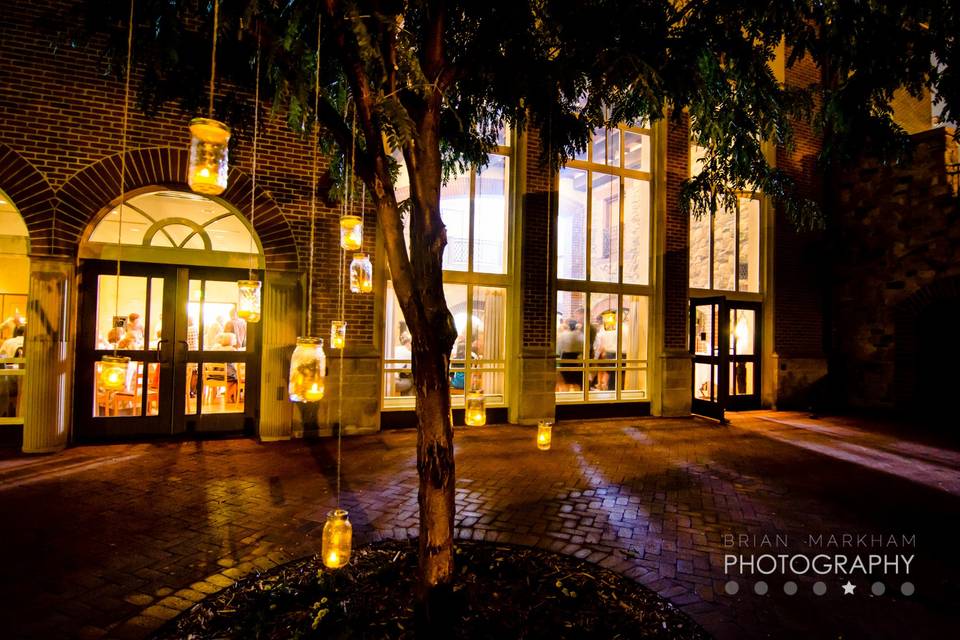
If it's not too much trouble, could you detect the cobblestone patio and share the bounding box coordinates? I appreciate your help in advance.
[1,412,957,639]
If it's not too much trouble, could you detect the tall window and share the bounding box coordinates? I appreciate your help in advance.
[556,123,652,402]
[383,133,511,408]
[688,145,761,293]
[0,189,29,427]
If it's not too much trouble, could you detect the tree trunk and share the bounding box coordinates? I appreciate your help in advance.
[412,338,456,627]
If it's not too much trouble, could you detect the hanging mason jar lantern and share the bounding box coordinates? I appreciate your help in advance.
[537,420,553,450]
[339,215,363,251]
[330,321,347,350]
[288,337,326,402]
[322,508,352,569]
[237,280,262,323]
[187,117,231,195]
[349,253,373,294]
[464,389,486,426]
[99,355,130,391]
[601,309,618,331]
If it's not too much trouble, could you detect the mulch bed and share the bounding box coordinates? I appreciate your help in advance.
[153,538,709,639]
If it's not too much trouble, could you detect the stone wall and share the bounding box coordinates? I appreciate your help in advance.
[833,127,960,409]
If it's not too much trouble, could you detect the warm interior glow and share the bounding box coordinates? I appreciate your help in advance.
[188,118,231,196]
[99,356,130,391]
[237,280,262,323]
[734,315,750,347]
[350,253,373,294]
[330,321,347,350]
[288,337,325,402]
[537,421,552,450]
[601,309,617,331]
[321,509,352,570]
[465,390,486,426]
[339,215,363,251]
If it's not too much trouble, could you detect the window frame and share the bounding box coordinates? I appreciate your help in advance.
[555,122,655,404]
[381,137,515,410]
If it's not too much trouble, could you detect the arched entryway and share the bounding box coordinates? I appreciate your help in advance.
[0,189,30,446]
[75,188,268,440]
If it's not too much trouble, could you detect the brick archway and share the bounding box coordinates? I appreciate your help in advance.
[0,143,58,254]
[57,147,298,270]
[893,276,960,410]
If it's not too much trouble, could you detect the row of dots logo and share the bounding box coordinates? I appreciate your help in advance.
[725,580,915,596]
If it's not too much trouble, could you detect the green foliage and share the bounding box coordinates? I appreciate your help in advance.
[58,0,957,227]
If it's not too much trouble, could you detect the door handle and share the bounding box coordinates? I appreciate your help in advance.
[156,338,169,363]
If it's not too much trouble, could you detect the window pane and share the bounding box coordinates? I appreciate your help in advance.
[738,198,761,292]
[446,284,470,397]
[199,280,242,351]
[440,171,471,272]
[589,292,619,399]
[474,156,508,274]
[94,360,143,417]
[693,305,714,356]
[689,144,708,177]
[147,277,164,349]
[200,362,244,414]
[713,204,736,291]
[621,295,648,362]
[590,172,619,283]
[694,362,715,401]
[472,286,506,362]
[731,361,755,396]
[556,291,586,395]
[622,178,650,285]
[96,275,146,350]
[558,168,587,280]
[383,282,413,400]
[730,308,756,356]
[623,131,651,172]
[689,212,711,289]
[187,280,201,351]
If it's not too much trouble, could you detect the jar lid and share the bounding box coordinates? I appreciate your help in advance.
[101,355,131,365]
[296,336,324,346]
[189,117,231,143]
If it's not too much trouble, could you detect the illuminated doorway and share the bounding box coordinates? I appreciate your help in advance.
[75,190,263,439]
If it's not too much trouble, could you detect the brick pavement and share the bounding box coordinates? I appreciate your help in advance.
[0,413,958,639]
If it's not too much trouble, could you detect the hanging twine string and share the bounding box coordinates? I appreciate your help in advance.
[335,103,357,507]
[208,0,218,118]
[306,14,321,334]
[114,0,136,357]
[248,33,261,278]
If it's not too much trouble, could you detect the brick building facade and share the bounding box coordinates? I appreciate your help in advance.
[1,0,831,452]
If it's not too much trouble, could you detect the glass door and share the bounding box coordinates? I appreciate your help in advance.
[690,296,728,421]
[727,302,761,410]
[176,268,259,435]
[75,261,177,439]
[76,261,259,440]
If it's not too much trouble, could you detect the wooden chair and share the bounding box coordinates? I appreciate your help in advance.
[203,363,230,408]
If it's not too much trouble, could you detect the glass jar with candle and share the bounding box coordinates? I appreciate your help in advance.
[321,508,352,569]
[465,389,486,426]
[349,253,373,293]
[237,280,262,323]
[339,215,363,251]
[187,118,231,195]
[288,337,326,402]
[537,420,553,450]
[330,321,347,350]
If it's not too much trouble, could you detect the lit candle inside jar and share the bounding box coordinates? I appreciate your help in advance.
[537,421,552,450]
[305,383,324,402]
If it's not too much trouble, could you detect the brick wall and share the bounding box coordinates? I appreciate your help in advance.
[774,54,826,359]
[0,0,375,344]
[520,126,554,350]
[833,127,959,409]
[664,114,690,351]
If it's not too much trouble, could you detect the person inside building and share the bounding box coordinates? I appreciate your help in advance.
[593,315,618,391]
[126,312,144,348]
[556,319,584,392]
[394,331,413,396]
[229,307,247,350]
[0,324,25,361]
